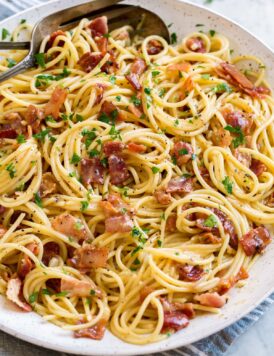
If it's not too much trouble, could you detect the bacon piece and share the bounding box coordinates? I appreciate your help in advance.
[126,58,146,91]
[172,141,193,165]
[0,128,17,139]
[51,213,88,241]
[147,39,163,55]
[46,30,65,49]
[108,154,130,185]
[4,112,26,134]
[0,225,7,238]
[78,52,104,73]
[166,177,194,195]
[6,278,31,312]
[212,127,232,147]
[0,206,5,215]
[103,141,125,157]
[240,226,271,256]
[250,159,267,176]
[195,292,226,308]
[186,37,206,53]
[166,214,177,232]
[167,62,191,76]
[101,49,118,74]
[44,87,67,119]
[88,16,108,37]
[160,298,195,319]
[266,192,274,207]
[216,62,271,98]
[234,149,252,167]
[222,109,253,135]
[127,142,146,153]
[95,36,108,53]
[61,277,99,297]
[71,245,108,272]
[100,100,124,122]
[80,158,105,186]
[94,83,106,105]
[74,319,107,340]
[154,187,172,205]
[162,311,189,332]
[105,214,134,233]
[177,264,204,282]
[139,285,155,303]
[198,232,221,244]
[218,267,249,295]
[42,242,60,266]
[39,172,58,198]
[17,242,36,279]
[100,193,133,217]
[24,105,44,133]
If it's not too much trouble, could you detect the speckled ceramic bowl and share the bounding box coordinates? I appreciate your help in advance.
[0,0,273,354]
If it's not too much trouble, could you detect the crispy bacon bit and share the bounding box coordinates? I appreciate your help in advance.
[266,192,274,207]
[195,292,226,308]
[0,225,7,238]
[103,141,125,157]
[218,267,249,295]
[46,30,65,49]
[186,37,206,53]
[39,172,57,198]
[177,264,204,282]
[127,142,146,153]
[44,87,67,119]
[88,16,108,37]
[108,154,130,185]
[172,141,193,165]
[74,319,107,340]
[166,214,177,232]
[0,128,17,139]
[6,278,31,312]
[154,187,172,205]
[212,127,232,147]
[240,226,271,256]
[126,58,146,91]
[61,277,98,297]
[162,311,189,332]
[42,242,60,266]
[101,49,118,74]
[4,112,26,135]
[198,232,221,244]
[78,52,104,73]
[94,83,106,105]
[167,62,191,76]
[0,206,5,215]
[95,36,108,53]
[222,109,253,135]
[18,249,33,279]
[105,214,134,233]
[216,62,271,98]
[80,158,105,186]
[196,208,238,249]
[139,285,155,303]
[234,149,252,167]
[160,298,195,319]
[250,159,267,176]
[147,39,163,55]
[51,213,88,241]
[167,177,194,194]
[100,193,133,217]
[24,105,44,133]
[71,245,108,272]
[100,100,124,122]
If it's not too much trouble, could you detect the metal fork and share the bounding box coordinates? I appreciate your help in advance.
[0,0,170,83]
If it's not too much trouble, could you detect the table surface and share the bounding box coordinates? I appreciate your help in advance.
[0,0,273,355]
[191,1,274,355]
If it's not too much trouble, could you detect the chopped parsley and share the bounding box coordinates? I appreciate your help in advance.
[75,114,83,122]
[152,70,160,78]
[55,291,69,297]
[159,88,166,98]
[33,128,51,142]
[29,291,38,304]
[20,19,26,24]
[41,288,51,295]
[131,226,147,255]
[6,162,16,178]
[89,149,99,157]
[144,87,151,95]
[109,125,122,140]
[7,58,16,68]
[201,74,210,80]
[171,32,177,44]
[157,239,162,247]
[35,67,70,87]
[34,53,46,68]
[74,221,83,230]
[224,125,245,148]
[81,200,89,211]
[204,214,218,228]
[81,128,96,149]
[45,115,56,123]
[109,75,116,84]
[1,28,10,40]
[130,95,141,106]
[152,166,160,174]
[16,134,26,144]
[70,153,81,164]
[212,83,232,94]
[90,289,96,295]
[116,95,121,102]
[222,176,233,194]
[34,192,43,208]
[178,148,189,155]
[209,29,216,37]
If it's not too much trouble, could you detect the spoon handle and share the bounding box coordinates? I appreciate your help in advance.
[0,42,31,50]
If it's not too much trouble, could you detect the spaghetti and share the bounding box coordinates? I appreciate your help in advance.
[0,15,273,344]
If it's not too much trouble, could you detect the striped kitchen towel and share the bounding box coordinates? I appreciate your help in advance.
[0,1,274,355]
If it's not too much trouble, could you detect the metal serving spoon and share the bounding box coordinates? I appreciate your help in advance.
[0,0,170,83]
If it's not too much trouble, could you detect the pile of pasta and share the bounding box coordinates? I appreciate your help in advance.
[0,15,273,345]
